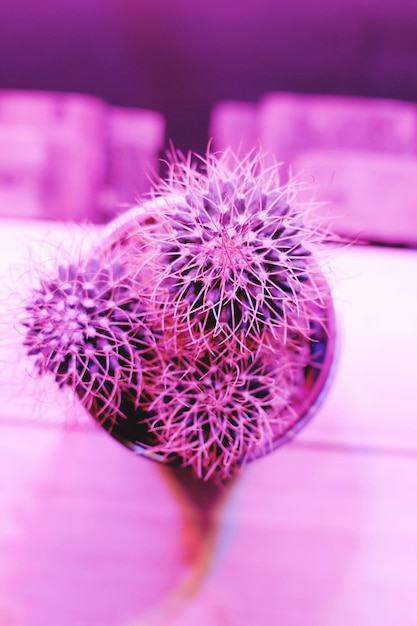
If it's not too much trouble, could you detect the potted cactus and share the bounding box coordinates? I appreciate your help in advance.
[22,149,336,481]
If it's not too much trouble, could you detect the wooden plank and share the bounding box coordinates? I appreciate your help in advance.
[1,426,417,625]
[298,245,417,451]
[0,425,186,626]
[170,446,417,626]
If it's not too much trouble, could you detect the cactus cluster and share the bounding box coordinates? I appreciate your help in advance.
[22,149,333,480]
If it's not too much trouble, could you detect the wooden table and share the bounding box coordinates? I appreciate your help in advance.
[0,218,416,626]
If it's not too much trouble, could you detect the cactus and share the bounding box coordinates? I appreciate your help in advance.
[21,148,335,481]
[140,332,314,481]
[145,150,328,348]
[22,255,161,430]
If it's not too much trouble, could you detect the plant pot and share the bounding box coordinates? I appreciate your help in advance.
[90,199,337,476]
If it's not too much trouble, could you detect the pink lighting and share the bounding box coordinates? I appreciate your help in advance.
[1,2,417,623]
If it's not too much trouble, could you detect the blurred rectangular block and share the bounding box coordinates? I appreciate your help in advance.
[293,149,417,244]
[0,91,165,223]
[0,125,48,220]
[209,92,417,242]
[258,92,417,160]
[209,101,258,154]
[0,91,107,222]
[104,106,165,218]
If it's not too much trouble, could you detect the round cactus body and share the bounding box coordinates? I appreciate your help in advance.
[22,256,160,428]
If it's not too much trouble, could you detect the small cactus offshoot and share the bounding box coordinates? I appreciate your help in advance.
[21,148,335,480]
[22,256,160,429]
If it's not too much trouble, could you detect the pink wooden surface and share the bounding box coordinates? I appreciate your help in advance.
[1,219,417,625]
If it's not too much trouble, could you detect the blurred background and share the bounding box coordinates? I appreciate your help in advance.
[1,0,417,235]
[1,0,417,155]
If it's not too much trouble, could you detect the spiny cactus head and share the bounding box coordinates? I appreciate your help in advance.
[22,254,160,428]
[137,148,329,346]
[138,330,318,481]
